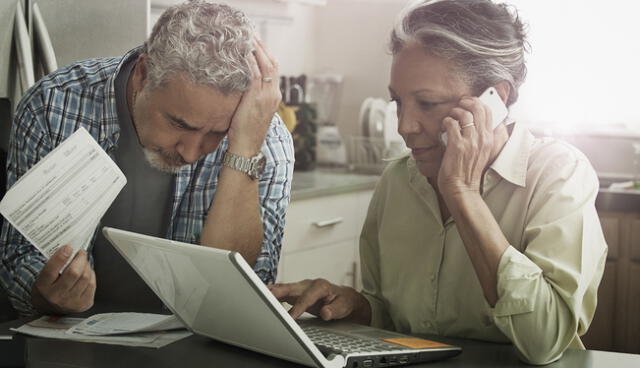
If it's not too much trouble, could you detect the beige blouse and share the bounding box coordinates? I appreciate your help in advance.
[360,123,607,365]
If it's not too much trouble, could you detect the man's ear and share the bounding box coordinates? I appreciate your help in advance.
[133,53,149,90]
[494,81,511,105]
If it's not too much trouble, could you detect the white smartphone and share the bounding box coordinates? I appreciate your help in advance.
[441,86,508,145]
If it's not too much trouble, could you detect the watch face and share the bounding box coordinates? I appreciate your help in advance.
[255,154,266,174]
[250,153,266,179]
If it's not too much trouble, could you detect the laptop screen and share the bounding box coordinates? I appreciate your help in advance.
[102,227,338,368]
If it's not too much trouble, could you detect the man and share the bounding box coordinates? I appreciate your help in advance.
[0,1,294,315]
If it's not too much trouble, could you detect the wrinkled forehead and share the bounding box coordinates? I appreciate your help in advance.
[148,73,242,130]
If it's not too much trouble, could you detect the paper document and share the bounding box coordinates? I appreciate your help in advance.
[0,127,126,260]
[66,313,184,336]
[12,315,191,349]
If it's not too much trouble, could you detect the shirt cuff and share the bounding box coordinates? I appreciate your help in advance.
[10,260,45,316]
[490,245,543,318]
[362,292,393,330]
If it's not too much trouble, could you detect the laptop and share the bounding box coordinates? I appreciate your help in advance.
[102,227,461,368]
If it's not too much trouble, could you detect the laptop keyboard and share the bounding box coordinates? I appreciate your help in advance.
[302,326,407,354]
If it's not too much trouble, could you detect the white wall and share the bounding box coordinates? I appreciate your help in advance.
[36,0,149,67]
[311,0,405,137]
[150,0,317,75]
[150,0,405,136]
[506,0,640,130]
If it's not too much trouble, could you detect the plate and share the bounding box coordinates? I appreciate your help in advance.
[359,97,373,137]
[383,101,402,145]
[382,101,408,158]
[367,98,387,141]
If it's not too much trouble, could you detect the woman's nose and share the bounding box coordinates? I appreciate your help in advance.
[397,108,422,137]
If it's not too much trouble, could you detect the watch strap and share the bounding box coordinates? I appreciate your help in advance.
[222,151,265,180]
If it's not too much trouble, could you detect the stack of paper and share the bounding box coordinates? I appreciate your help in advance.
[12,313,190,348]
[66,312,184,336]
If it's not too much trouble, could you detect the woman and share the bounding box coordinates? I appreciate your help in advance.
[270,0,607,364]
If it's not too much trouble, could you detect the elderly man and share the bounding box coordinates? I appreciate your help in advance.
[0,1,294,315]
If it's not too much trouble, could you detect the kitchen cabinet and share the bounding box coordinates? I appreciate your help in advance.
[582,205,640,354]
[276,189,373,289]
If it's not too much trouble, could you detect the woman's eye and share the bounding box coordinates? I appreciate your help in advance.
[418,100,437,110]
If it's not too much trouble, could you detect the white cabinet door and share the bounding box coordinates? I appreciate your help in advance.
[277,189,373,288]
[283,192,365,253]
[278,239,358,287]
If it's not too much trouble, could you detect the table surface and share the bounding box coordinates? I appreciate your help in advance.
[2,318,639,368]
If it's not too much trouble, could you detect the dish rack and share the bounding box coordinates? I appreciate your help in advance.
[345,136,402,175]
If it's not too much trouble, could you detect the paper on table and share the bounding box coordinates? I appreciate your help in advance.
[0,127,126,261]
[66,313,185,336]
[12,315,192,349]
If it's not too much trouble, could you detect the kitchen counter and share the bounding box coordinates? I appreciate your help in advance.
[290,171,640,210]
[596,188,640,212]
[290,168,379,201]
[597,176,640,212]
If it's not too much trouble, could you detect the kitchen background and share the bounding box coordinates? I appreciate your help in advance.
[0,0,639,356]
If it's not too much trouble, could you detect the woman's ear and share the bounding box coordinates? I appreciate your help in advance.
[494,81,511,105]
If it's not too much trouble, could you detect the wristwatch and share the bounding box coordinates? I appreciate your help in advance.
[222,150,266,180]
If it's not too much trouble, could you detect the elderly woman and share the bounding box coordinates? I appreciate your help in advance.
[270,0,607,364]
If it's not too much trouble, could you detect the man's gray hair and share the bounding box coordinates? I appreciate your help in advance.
[390,0,529,106]
[143,0,254,94]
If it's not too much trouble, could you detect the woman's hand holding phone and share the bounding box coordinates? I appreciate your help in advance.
[437,87,509,200]
[440,87,508,145]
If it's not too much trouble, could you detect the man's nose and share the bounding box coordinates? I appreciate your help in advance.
[178,133,206,164]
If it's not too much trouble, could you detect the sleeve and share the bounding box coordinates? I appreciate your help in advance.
[359,179,395,330]
[252,115,295,284]
[0,95,53,315]
[489,156,608,365]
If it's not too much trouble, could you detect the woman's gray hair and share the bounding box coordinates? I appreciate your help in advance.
[143,0,254,94]
[390,0,529,106]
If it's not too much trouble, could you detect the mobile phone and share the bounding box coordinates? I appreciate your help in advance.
[441,86,508,145]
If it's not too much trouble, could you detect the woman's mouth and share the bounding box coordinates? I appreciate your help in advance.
[410,145,442,159]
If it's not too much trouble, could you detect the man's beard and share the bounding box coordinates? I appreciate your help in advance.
[142,148,189,174]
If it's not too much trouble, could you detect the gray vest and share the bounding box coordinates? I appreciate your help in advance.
[91,52,173,313]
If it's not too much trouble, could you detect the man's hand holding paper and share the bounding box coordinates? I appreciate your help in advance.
[32,246,96,314]
[0,127,126,313]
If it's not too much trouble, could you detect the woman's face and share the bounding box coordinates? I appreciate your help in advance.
[389,41,474,178]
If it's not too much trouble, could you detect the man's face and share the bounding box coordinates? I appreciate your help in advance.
[130,60,241,173]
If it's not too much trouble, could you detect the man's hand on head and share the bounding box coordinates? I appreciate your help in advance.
[226,37,282,157]
[32,245,96,315]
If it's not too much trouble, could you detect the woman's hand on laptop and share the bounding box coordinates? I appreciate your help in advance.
[269,279,371,325]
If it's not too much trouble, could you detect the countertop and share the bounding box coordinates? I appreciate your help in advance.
[289,169,640,212]
[596,176,640,212]
[290,168,379,201]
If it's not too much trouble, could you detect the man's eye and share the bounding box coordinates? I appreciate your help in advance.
[169,119,188,130]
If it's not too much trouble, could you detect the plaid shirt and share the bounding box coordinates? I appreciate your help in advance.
[0,49,294,315]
